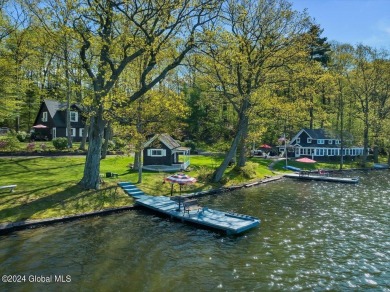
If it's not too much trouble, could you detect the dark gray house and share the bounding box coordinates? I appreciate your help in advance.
[142,134,190,171]
[32,99,86,142]
[287,128,364,159]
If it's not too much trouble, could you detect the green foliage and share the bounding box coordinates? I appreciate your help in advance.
[16,131,29,142]
[196,166,214,183]
[237,161,258,179]
[112,137,127,150]
[0,133,19,151]
[52,138,68,150]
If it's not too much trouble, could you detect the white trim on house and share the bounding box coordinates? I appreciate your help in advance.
[147,149,166,157]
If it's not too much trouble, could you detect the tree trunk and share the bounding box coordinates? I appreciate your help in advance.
[64,40,73,148]
[101,122,111,159]
[373,145,379,163]
[79,123,89,151]
[80,109,105,189]
[137,151,143,183]
[134,151,141,169]
[237,115,249,167]
[212,128,242,183]
[362,110,369,167]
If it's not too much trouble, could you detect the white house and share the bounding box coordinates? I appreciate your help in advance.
[288,128,364,159]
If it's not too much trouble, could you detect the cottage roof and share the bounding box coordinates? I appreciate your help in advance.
[44,99,67,119]
[144,133,181,149]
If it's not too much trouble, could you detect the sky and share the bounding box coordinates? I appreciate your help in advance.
[291,0,390,50]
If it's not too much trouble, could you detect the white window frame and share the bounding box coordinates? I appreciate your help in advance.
[307,138,312,143]
[296,138,300,144]
[79,128,87,137]
[70,111,78,122]
[336,140,340,144]
[317,139,325,144]
[42,111,48,122]
[66,128,76,137]
[328,140,333,145]
[147,149,166,157]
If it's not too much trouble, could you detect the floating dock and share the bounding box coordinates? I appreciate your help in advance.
[284,173,359,184]
[118,182,260,235]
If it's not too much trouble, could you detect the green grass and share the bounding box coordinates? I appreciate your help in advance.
[0,155,275,223]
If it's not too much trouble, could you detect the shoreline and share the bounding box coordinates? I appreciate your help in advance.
[1,164,387,235]
[0,175,284,235]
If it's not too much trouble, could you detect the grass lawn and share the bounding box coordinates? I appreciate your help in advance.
[0,155,276,224]
[2,153,374,224]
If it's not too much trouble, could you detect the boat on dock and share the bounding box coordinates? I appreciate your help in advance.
[118,182,260,235]
[284,173,359,184]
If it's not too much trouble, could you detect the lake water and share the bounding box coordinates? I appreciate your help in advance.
[1,171,389,291]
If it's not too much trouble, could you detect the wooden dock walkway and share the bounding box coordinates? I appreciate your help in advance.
[118,182,260,235]
[284,173,359,184]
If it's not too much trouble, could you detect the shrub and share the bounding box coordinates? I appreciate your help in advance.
[0,133,19,151]
[238,161,258,179]
[184,141,197,151]
[16,131,28,142]
[52,137,68,150]
[196,166,214,183]
[26,142,35,152]
[112,137,127,150]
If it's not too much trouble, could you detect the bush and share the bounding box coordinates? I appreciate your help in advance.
[238,161,257,179]
[196,166,214,183]
[16,131,29,142]
[184,141,197,151]
[112,137,127,150]
[0,133,19,151]
[52,138,68,150]
[26,142,35,152]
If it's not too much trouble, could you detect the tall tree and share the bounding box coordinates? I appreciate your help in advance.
[198,0,311,182]
[345,45,387,166]
[71,0,220,189]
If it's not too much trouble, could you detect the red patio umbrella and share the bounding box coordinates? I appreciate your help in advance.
[260,144,272,149]
[296,157,316,163]
[32,124,47,128]
[165,173,197,211]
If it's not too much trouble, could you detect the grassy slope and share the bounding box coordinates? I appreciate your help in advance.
[0,155,275,223]
[0,154,372,223]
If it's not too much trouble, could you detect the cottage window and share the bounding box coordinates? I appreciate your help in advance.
[42,112,48,122]
[336,140,340,144]
[317,139,325,144]
[328,140,333,144]
[307,138,312,143]
[148,149,166,157]
[70,111,78,122]
[79,128,88,137]
[66,128,76,137]
[296,138,300,143]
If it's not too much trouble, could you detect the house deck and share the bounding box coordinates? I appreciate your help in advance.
[118,182,260,235]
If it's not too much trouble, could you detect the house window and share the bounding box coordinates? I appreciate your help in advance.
[328,140,333,144]
[66,128,76,137]
[296,138,300,143]
[307,138,312,143]
[79,128,87,137]
[70,111,78,122]
[42,112,48,122]
[336,140,340,144]
[148,149,166,157]
[318,139,325,144]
